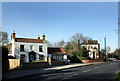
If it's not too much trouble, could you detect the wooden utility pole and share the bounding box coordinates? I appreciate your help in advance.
[104,36,107,56]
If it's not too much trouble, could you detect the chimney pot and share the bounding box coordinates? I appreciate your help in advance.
[37,35,40,39]
[11,30,15,40]
[42,33,45,40]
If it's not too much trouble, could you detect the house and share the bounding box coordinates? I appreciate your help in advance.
[7,31,47,63]
[82,40,100,59]
[48,47,67,61]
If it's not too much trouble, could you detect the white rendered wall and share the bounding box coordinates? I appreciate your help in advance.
[48,54,67,60]
[63,55,67,60]
[82,44,99,59]
[14,42,47,62]
[12,39,15,57]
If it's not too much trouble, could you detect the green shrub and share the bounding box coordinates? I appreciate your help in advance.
[69,54,82,63]
[78,56,91,60]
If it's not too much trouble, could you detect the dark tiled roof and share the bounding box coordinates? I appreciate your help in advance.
[48,47,67,54]
[82,40,98,44]
[88,40,98,44]
[15,38,45,43]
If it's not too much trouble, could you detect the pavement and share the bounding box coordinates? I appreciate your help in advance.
[2,62,104,80]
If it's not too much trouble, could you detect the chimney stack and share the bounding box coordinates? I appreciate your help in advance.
[42,33,45,40]
[37,35,40,39]
[11,30,15,40]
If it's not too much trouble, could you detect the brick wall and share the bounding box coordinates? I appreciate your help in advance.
[82,59,104,63]
[21,62,50,70]
[51,60,64,66]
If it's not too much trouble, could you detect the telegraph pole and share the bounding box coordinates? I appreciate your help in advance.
[104,36,107,56]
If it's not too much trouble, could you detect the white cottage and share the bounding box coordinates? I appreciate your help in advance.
[82,40,100,59]
[7,31,47,63]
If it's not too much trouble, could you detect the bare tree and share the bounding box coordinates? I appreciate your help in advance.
[82,36,92,44]
[71,33,83,50]
[0,32,9,45]
[106,46,111,53]
[72,33,83,44]
[58,40,65,48]
[53,40,65,48]
[46,40,53,47]
[70,33,91,50]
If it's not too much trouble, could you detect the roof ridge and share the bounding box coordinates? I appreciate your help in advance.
[15,38,43,40]
[15,38,45,43]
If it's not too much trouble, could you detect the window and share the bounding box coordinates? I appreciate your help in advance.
[30,45,34,50]
[20,45,24,51]
[39,46,43,52]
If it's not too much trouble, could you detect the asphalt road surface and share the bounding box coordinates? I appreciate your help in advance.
[11,61,120,81]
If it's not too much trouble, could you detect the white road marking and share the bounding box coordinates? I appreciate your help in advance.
[83,69,91,72]
[63,74,78,79]
[63,76,73,79]
[74,74,78,75]
[95,66,100,69]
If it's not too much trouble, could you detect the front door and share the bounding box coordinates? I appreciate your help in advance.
[29,51,36,62]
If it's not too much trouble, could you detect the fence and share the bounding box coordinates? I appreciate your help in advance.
[8,59,20,69]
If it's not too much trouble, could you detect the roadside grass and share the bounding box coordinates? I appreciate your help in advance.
[114,71,120,81]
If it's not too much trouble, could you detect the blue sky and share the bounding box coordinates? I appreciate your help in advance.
[2,2,118,52]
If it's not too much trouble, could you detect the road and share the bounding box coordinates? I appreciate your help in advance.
[11,61,120,81]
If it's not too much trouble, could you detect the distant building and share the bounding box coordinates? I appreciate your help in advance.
[48,47,67,61]
[82,40,100,59]
[6,31,47,63]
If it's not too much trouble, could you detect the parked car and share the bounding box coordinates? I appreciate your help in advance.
[64,59,70,64]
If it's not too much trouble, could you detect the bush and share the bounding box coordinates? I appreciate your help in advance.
[2,45,9,73]
[78,56,91,60]
[76,46,91,60]
[2,45,8,62]
[69,54,82,63]
[67,46,91,62]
